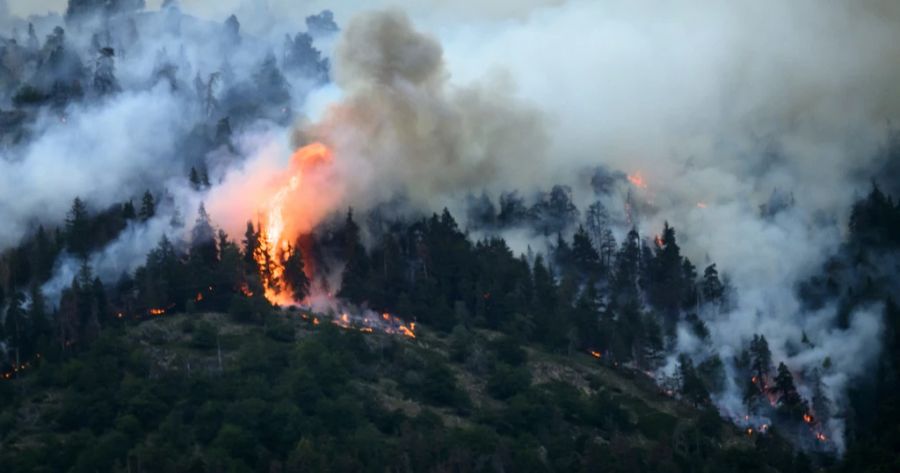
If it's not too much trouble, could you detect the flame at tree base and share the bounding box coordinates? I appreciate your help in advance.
[246,141,416,339]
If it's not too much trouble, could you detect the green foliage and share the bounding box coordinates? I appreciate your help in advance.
[487,363,532,400]
[191,320,218,350]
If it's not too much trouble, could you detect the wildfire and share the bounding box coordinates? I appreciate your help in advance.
[253,142,333,306]
[588,350,602,359]
[654,234,664,248]
[627,172,648,189]
[803,414,813,424]
[816,432,827,442]
[300,309,416,339]
[399,322,416,339]
[149,308,166,316]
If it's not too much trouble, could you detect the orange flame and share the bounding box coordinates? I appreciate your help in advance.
[149,308,165,316]
[253,142,333,305]
[627,172,648,189]
[589,350,602,359]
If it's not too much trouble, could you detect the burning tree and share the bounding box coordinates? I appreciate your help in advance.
[744,334,773,409]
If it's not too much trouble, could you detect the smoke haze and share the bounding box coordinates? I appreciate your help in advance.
[4,0,900,453]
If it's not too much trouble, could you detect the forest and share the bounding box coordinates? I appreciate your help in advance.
[2,1,900,472]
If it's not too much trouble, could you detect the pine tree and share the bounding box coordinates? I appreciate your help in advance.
[254,52,290,105]
[599,228,616,274]
[573,280,600,349]
[190,203,218,267]
[139,191,155,221]
[649,222,684,317]
[702,264,724,304]
[27,23,39,51]
[122,200,136,220]
[242,221,260,272]
[572,225,601,276]
[93,47,119,96]
[337,209,370,304]
[773,362,808,419]
[282,241,311,302]
[531,255,563,348]
[553,232,572,271]
[31,225,56,282]
[224,14,241,45]
[749,334,773,382]
[584,201,610,246]
[678,354,711,407]
[66,197,90,257]
[745,334,773,409]
[189,167,201,189]
[612,228,641,307]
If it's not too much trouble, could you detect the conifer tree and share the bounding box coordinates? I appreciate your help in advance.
[139,191,156,221]
[572,225,601,276]
[66,197,90,257]
[678,354,711,407]
[282,241,311,302]
[702,264,724,304]
[774,362,808,419]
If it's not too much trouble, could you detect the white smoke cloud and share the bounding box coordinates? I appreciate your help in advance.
[5,0,900,452]
[0,87,186,250]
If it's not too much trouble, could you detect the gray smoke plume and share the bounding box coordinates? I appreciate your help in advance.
[292,3,900,452]
[303,9,547,217]
[6,0,900,453]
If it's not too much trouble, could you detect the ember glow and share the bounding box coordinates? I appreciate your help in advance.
[627,172,648,189]
[313,310,416,339]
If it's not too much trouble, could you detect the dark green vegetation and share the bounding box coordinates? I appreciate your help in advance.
[1,309,808,473]
[1,184,899,471]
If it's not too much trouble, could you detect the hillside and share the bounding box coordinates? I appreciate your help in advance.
[0,309,806,473]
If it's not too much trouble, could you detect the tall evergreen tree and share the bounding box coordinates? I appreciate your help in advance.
[702,264,724,304]
[612,228,641,307]
[571,225,601,276]
[139,191,156,221]
[190,203,218,267]
[92,47,119,96]
[242,221,260,273]
[678,354,711,407]
[282,241,310,302]
[649,222,684,317]
[337,209,369,304]
[773,362,808,419]
[66,197,90,257]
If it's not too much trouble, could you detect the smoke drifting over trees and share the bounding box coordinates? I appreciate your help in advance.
[1,0,900,468]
